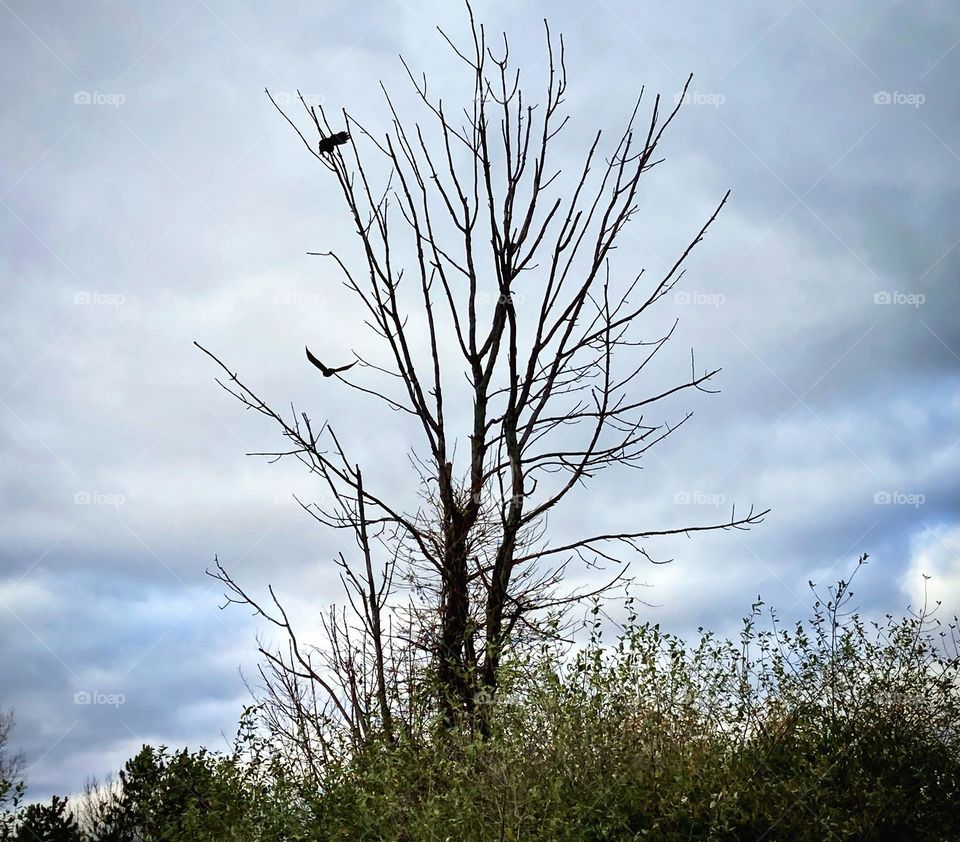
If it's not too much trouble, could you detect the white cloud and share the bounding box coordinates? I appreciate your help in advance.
[902,523,960,619]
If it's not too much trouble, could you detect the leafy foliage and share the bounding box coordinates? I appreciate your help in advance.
[76,733,317,842]
[0,710,25,815]
[1,796,83,842]
[299,560,960,840]
[4,564,958,840]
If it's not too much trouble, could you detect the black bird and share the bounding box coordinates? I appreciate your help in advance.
[318,131,350,155]
[306,346,356,377]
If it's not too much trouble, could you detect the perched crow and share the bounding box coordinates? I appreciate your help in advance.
[306,346,356,377]
[318,131,350,155]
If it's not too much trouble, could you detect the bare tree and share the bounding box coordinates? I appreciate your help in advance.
[200,5,766,743]
[0,708,25,808]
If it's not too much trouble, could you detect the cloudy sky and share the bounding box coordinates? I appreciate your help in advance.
[1,0,957,801]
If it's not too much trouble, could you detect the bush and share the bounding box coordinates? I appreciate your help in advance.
[303,561,960,840]
[77,737,318,842]
[4,561,958,840]
[1,795,83,842]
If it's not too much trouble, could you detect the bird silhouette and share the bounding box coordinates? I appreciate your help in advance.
[306,346,356,377]
[318,131,350,155]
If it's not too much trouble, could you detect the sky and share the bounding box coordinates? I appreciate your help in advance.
[1,0,957,802]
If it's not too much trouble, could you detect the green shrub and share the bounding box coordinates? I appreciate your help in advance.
[303,561,960,840]
[5,562,957,840]
[1,795,83,842]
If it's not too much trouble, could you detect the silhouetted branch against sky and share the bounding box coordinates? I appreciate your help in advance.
[0,0,955,801]
[200,3,768,732]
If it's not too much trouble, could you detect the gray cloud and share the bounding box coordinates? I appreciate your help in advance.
[1,0,957,800]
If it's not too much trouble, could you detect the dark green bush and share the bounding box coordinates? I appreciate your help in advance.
[1,795,83,842]
[77,736,319,842]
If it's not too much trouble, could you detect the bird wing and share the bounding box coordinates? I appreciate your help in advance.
[306,347,356,377]
[305,346,329,374]
[318,131,350,154]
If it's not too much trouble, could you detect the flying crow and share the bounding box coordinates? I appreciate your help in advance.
[306,346,356,377]
[318,131,350,155]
